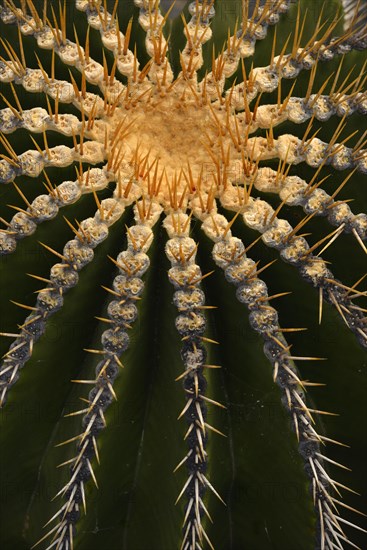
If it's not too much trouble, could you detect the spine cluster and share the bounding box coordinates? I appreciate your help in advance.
[39,205,158,549]
[0,165,113,254]
[253,166,367,241]
[165,213,222,550]
[228,32,367,109]
[0,0,366,548]
[202,211,362,550]
[219,191,367,347]
[0,139,106,184]
[0,176,134,405]
[240,134,367,173]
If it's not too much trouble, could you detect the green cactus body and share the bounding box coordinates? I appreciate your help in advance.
[0,1,366,549]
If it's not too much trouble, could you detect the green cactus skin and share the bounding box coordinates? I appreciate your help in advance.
[0,1,366,549]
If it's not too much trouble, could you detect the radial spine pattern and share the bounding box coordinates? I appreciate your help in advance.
[0,1,366,549]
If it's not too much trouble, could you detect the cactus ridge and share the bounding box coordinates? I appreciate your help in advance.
[0,1,366,549]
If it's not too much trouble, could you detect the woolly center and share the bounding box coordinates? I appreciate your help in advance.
[94,91,244,196]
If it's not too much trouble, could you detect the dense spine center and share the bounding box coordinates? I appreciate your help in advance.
[94,86,245,204]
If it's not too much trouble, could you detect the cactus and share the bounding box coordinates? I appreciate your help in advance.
[0,0,366,549]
